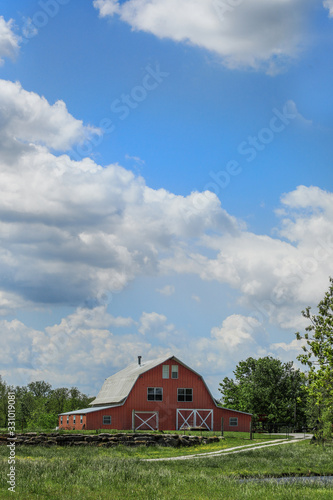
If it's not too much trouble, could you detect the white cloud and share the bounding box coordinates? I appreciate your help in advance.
[324,0,333,17]
[156,285,175,296]
[0,79,240,311]
[1,307,173,394]
[270,338,307,353]
[94,0,120,17]
[161,184,333,333]
[211,314,258,349]
[0,80,99,153]
[94,0,313,72]
[138,311,177,340]
[189,314,265,382]
[0,17,20,65]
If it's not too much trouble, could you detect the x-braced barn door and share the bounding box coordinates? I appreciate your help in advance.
[132,410,159,431]
[176,409,213,430]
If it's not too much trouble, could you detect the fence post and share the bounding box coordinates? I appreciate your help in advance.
[221,417,224,437]
[250,420,253,440]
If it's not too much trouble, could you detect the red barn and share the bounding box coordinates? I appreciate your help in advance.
[58,355,251,432]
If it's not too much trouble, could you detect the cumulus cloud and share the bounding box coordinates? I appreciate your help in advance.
[211,314,258,349]
[0,17,20,65]
[0,80,240,312]
[161,184,333,332]
[0,307,166,393]
[190,314,266,381]
[138,311,178,341]
[94,0,312,72]
[0,80,99,154]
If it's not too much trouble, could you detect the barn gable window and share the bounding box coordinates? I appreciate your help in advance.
[171,365,178,379]
[162,365,169,379]
[177,388,193,402]
[229,417,238,426]
[103,416,111,425]
[73,415,76,424]
[147,387,163,401]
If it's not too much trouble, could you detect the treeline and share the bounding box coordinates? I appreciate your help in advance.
[0,378,93,430]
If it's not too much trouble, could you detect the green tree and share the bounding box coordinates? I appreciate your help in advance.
[15,386,37,430]
[296,276,333,439]
[0,376,12,428]
[27,381,52,399]
[47,387,69,415]
[219,356,307,430]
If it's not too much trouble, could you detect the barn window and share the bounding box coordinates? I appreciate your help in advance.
[73,415,76,424]
[60,416,63,425]
[103,416,111,425]
[177,388,193,402]
[147,387,163,401]
[80,415,83,424]
[162,365,169,379]
[171,365,178,379]
[66,416,69,424]
[229,417,238,426]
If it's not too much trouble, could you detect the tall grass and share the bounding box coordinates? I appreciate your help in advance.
[1,440,333,498]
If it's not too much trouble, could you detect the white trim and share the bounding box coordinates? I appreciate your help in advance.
[132,411,159,431]
[176,409,213,431]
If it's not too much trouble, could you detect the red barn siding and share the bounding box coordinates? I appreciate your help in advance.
[58,413,87,430]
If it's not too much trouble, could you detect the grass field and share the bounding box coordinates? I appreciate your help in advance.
[1,435,332,499]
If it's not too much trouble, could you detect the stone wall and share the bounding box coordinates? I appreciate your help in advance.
[0,432,221,447]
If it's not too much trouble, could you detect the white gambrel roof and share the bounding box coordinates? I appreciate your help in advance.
[90,356,171,406]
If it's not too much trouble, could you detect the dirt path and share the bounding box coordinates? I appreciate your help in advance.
[144,437,311,462]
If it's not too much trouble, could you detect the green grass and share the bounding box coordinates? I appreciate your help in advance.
[1,439,332,499]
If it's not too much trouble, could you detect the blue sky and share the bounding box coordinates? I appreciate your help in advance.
[0,0,333,397]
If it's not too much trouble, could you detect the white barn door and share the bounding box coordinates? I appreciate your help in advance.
[176,409,213,431]
[132,410,159,431]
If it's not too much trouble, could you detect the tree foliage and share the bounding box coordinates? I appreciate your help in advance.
[0,379,93,431]
[296,276,333,438]
[219,356,307,429]
[0,376,12,428]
